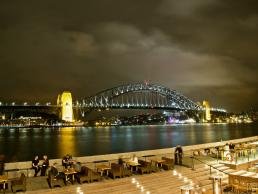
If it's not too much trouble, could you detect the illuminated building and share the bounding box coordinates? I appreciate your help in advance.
[57,91,74,122]
[203,100,211,121]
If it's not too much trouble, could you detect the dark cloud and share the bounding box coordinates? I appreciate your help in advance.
[0,0,257,111]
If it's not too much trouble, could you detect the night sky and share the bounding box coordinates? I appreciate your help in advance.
[0,0,257,112]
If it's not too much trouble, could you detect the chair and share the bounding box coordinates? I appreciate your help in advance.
[230,175,239,193]
[47,172,65,188]
[89,167,102,182]
[193,150,200,156]
[79,166,91,183]
[138,160,151,174]
[149,160,159,172]
[47,167,66,188]
[161,157,174,170]
[237,176,249,194]
[249,182,258,193]
[109,163,122,179]
[122,166,132,177]
[11,173,26,193]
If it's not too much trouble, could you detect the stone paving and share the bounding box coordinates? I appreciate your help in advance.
[1,163,220,194]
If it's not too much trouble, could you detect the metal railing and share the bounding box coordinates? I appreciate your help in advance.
[191,155,229,176]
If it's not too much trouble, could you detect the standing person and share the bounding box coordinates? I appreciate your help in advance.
[0,154,5,175]
[32,155,40,177]
[174,145,183,165]
[224,143,230,160]
[229,142,235,162]
[41,155,49,176]
[229,142,235,151]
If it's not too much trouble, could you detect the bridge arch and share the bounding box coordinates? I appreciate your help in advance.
[81,83,201,110]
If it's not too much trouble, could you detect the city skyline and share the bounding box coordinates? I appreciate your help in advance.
[0,0,258,112]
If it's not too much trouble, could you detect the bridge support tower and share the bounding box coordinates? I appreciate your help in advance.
[203,100,211,121]
[57,91,74,122]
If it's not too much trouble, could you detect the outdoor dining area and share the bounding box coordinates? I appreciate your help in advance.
[1,137,258,193]
[191,140,258,166]
[0,153,175,193]
[228,170,258,193]
[188,140,258,193]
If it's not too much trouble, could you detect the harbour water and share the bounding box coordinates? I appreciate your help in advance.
[0,122,257,162]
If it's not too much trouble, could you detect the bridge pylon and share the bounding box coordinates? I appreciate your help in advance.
[57,91,74,122]
[203,100,211,121]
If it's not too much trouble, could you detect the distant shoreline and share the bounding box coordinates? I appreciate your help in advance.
[1,122,256,129]
[0,124,85,129]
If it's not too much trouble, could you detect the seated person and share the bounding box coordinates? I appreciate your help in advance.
[41,155,49,176]
[0,154,4,175]
[62,154,73,169]
[130,154,138,163]
[32,155,40,177]
[73,161,82,172]
[72,162,82,183]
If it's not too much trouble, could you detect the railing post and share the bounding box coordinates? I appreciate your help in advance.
[248,148,250,162]
[235,151,237,165]
[191,156,194,170]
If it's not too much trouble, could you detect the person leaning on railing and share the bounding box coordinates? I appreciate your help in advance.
[174,145,183,165]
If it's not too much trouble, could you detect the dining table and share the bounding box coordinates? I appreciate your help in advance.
[63,168,77,184]
[126,161,140,172]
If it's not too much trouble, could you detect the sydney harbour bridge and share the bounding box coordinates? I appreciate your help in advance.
[0,83,226,120]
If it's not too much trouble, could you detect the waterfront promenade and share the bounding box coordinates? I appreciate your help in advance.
[19,164,216,194]
[1,136,258,193]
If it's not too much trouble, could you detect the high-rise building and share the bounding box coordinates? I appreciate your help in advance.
[57,91,74,122]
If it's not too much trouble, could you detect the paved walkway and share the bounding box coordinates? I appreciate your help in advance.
[1,164,221,194]
[2,154,241,194]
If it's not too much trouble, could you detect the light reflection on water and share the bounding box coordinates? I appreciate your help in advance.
[0,123,257,161]
[58,127,76,157]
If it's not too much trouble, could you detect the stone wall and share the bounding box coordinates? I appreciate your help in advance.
[4,135,258,178]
